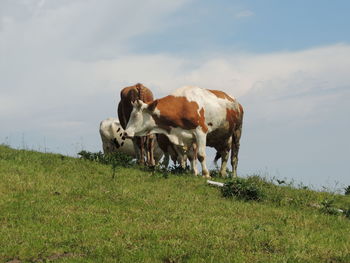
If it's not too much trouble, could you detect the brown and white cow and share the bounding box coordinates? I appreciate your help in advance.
[124,86,243,178]
[117,83,156,166]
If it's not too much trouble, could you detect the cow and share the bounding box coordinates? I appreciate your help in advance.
[123,86,243,178]
[117,83,156,166]
[156,134,197,169]
[99,118,135,156]
[99,118,163,162]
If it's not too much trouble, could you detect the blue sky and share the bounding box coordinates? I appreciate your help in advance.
[132,0,350,54]
[1,0,349,189]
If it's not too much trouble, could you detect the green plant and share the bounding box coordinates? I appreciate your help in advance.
[167,164,191,175]
[320,199,343,216]
[221,177,266,201]
[78,151,134,178]
[344,185,350,195]
[78,150,134,167]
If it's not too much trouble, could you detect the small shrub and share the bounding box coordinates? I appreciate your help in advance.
[320,199,343,216]
[344,185,350,195]
[209,169,220,178]
[167,164,191,175]
[344,208,350,219]
[276,179,286,185]
[221,177,266,201]
[209,169,232,178]
[78,150,134,167]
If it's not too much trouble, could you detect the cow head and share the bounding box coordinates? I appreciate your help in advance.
[124,99,158,138]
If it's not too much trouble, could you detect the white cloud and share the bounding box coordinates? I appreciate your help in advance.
[235,10,255,18]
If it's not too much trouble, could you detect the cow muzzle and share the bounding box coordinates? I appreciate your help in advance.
[123,131,134,139]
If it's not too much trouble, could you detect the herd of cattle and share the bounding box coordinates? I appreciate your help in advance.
[99,83,244,178]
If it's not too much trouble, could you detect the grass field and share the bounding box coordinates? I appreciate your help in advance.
[1,145,350,262]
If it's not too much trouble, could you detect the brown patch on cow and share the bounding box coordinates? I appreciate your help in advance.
[152,95,206,132]
[199,107,208,132]
[226,104,244,132]
[226,108,239,132]
[208,89,235,102]
[207,122,213,126]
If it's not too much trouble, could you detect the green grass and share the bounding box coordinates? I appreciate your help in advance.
[1,145,350,263]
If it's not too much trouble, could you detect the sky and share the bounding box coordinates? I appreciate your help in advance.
[1,0,349,189]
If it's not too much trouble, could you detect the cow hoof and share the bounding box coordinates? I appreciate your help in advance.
[203,173,211,179]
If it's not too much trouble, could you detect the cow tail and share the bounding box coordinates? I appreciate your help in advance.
[231,105,243,177]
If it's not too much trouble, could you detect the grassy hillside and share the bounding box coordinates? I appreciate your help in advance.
[1,145,349,263]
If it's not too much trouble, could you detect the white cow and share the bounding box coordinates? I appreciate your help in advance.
[99,118,135,156]
[99,118,164,163]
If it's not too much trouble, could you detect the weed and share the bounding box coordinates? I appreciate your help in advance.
[167,164,191,175]
[221,177,266,201]
[78,150,134,167]
[78,150,134,178]
[344,208,350,219]
[276,179,286,185]
[320,199,343,216]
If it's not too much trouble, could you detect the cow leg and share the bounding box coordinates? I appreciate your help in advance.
[132,138,139,162]
[213,152,221,170]
[219,148,230,178]
[179,151,187,169]
[146,137,150,164]
[174,146,186,169]
[196,131,210,178]
[133,137,144,164]
[101,138,109,154]
[188,144,198,176]
[231,126,242,178]
[168,144,179,167]
[148,135,155,166]
[140,136,146,165]
[179,155,187,169]
[162,152,170,168]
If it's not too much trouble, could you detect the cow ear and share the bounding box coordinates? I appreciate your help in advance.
[147,100,158,112]
[132,100,144,109]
